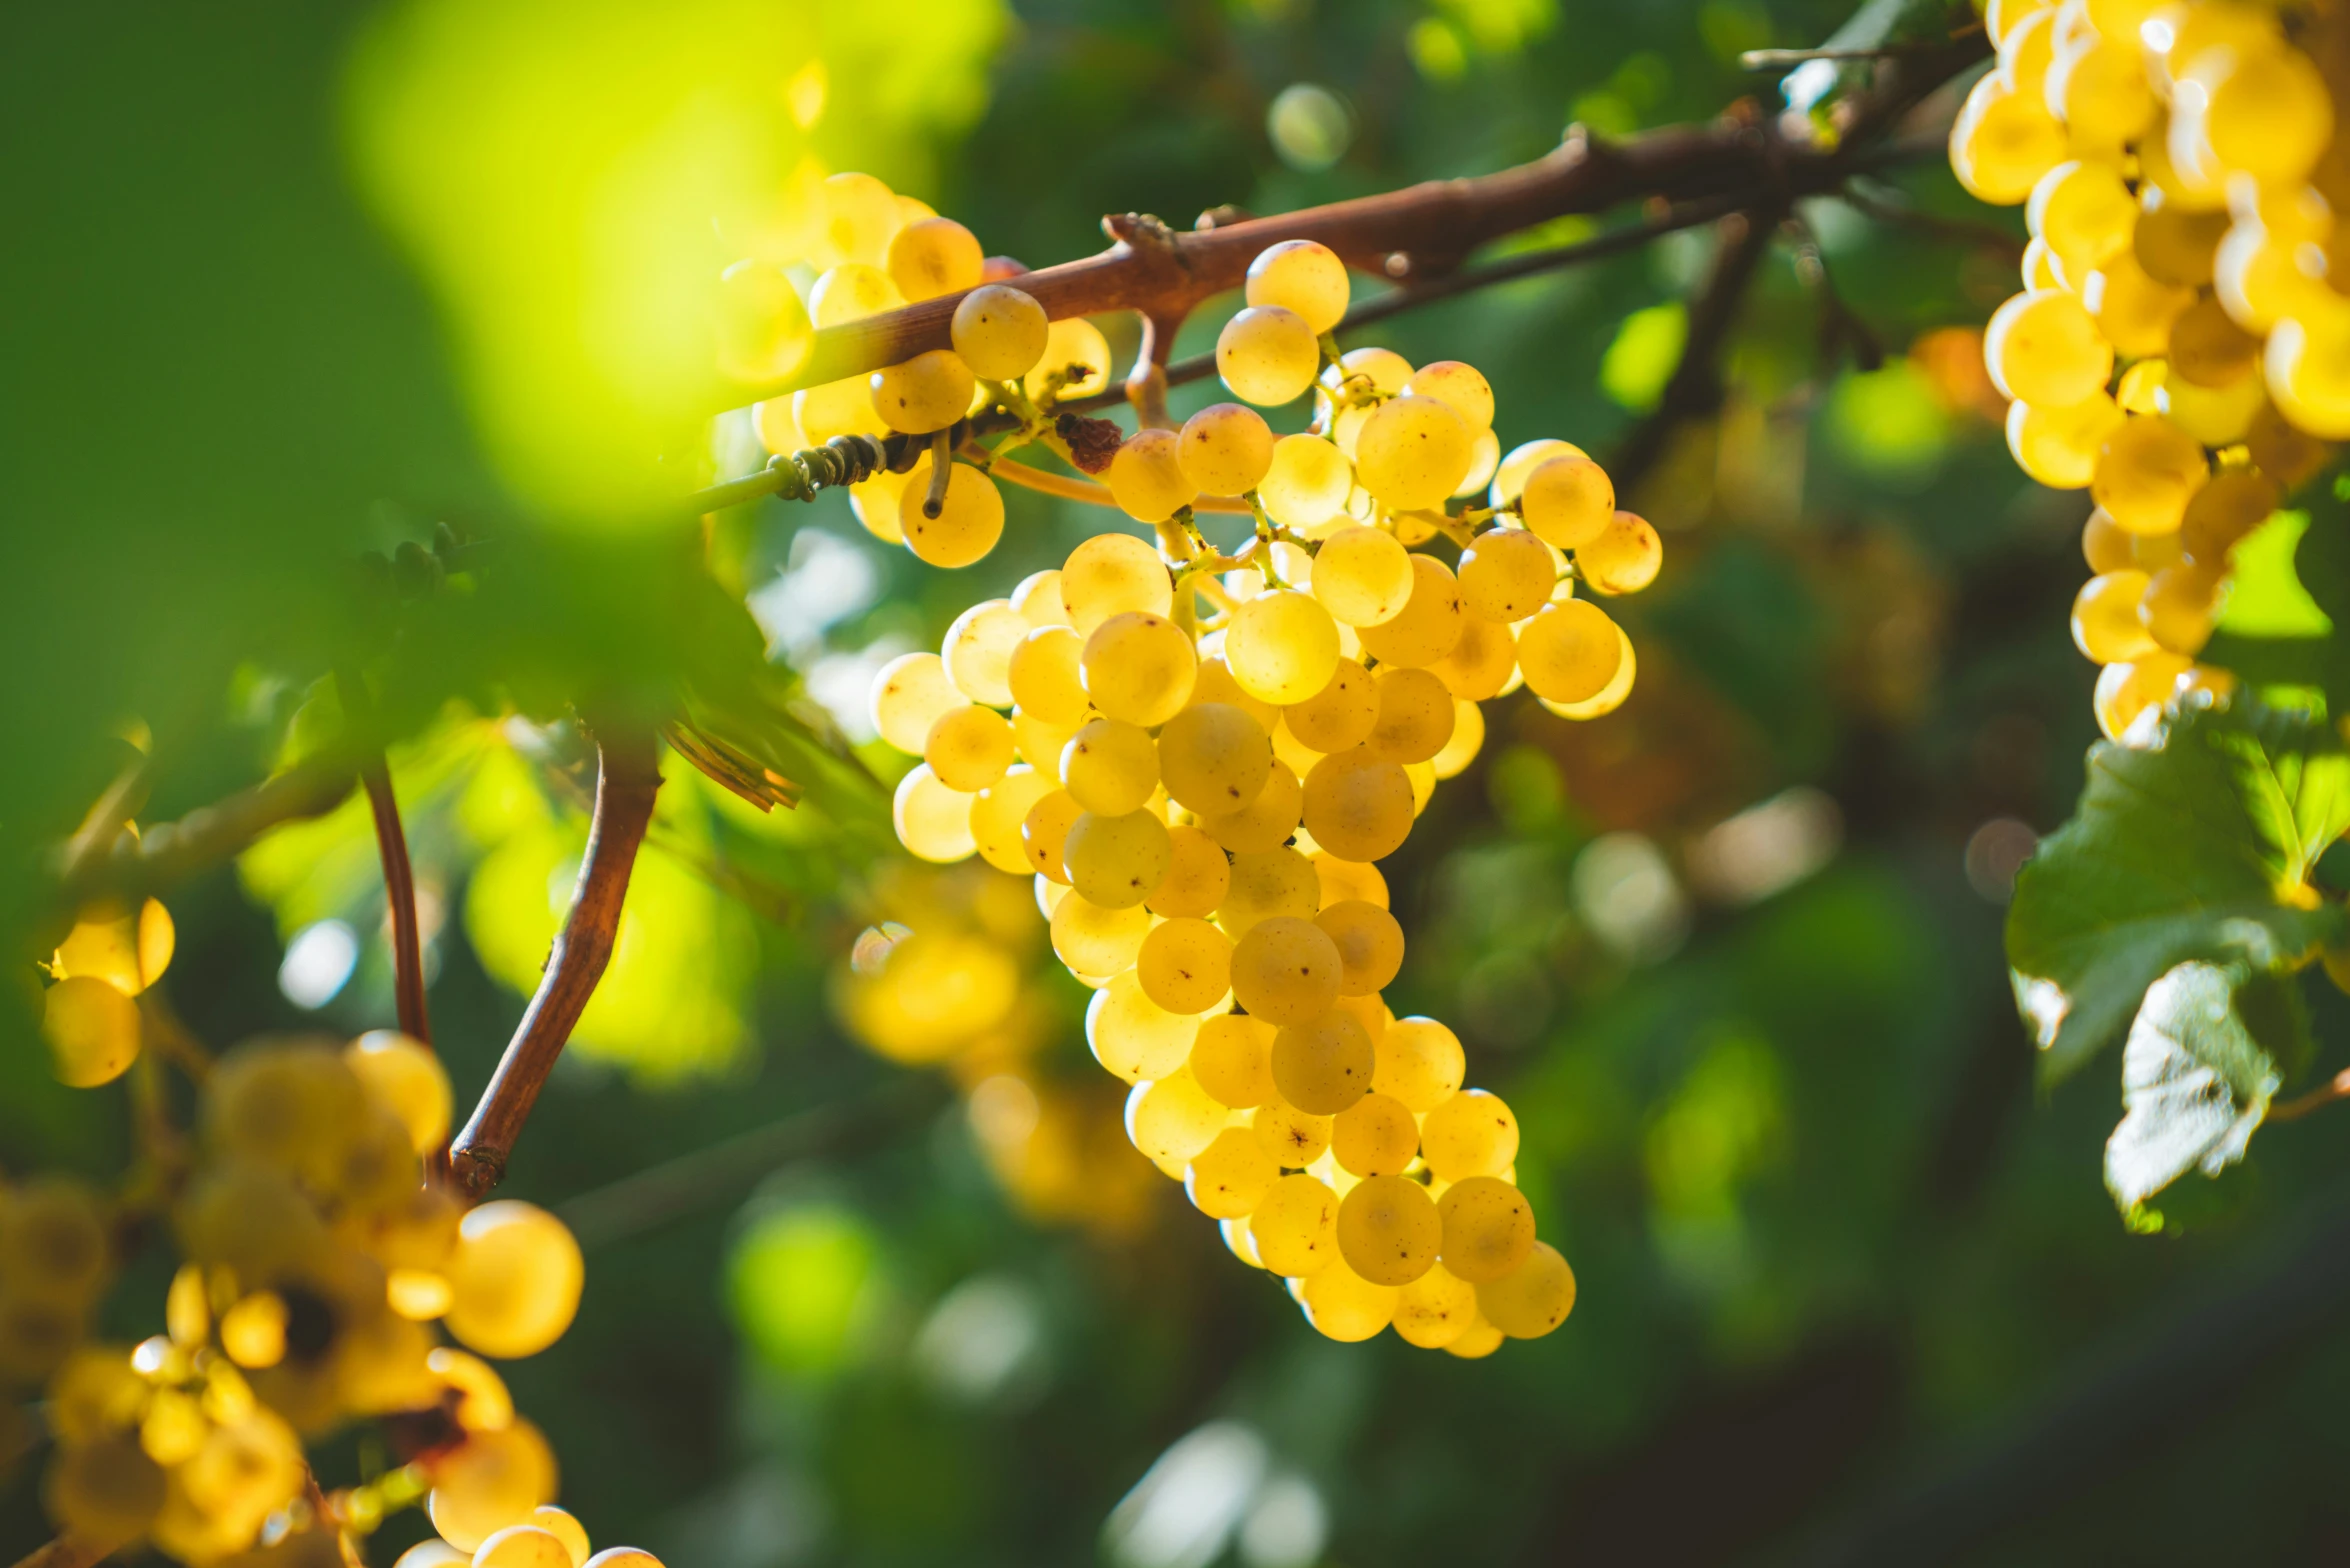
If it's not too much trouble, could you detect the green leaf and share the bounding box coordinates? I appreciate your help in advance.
[2006,695,2350,1084]
[2104,962,2287,1214]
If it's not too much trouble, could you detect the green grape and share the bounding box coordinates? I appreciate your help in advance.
[2267,299,2350,439]
[1158,703,1274,815]
[444,1202,583,1360]
[1301,748,1415,862]
[1217,846,1321,936]
[2007,391,2123,489]
[2026,159,2136,280]
[1106,428,1200,523]
[1271,1008,1373,1115]
[809,262,903,326]
[2071,570,2156,663]
[1458,527,1557,621]
[1051,891,1152,975]
[1252,1098,1334,1170]
[1245,239,1350,334]
[1353,395,1475,510]
[475,1528,573,1568]
[1226,589,1342,706]
[1061,532,1172,634]
[1137,917,1233,1014]
[1250,1172,1340,1274]
[1315,901,1403,996]
[1334,1174,1439,1286]
[1331,1091,1419,1177]
[2180,468,2280,564]
[1393,1263,1480,1349]
[1063,810,1172,909]
[1149,824,1232,918]
[1186,1127,1279,1219]
[1517,601,1623,704]
[1258,433,1355,530]
[2092,415,2208,535]
[951,285,1049,380]
[897,457,1004,568]
[923,706,1014,791]
[1284,658,1378,753]
[1199,759,1303,855]
[1191,1013,1277,1108]
[1436,1176,1535,1283]
[427,1421,558,1552]
[1517,453,1616,550]
[1230,916,1343,1027]
[1363,667,1454,764]
[1401,360,1494,429]
[1007,626,1090,725]
[1431,614,1516,702]
[1475,1241,1576,1339]
[1422,1088,1519,1182]
[1578,510,1663,596]
[892,764,976,863]
[1216,305,1321,406]
[346,1031,451,1156]
[1012,568,1073,628]
[1081,611,1197,726]
[1983,289,2114,407]
[1177,403,1276,495]
[1125,1070,1229,1164]
[1949,72,2068,206]
[1088,970,1203,1082]
[885,216,982,302]
[42,976,140,1089]
[1060,717,1159,815]
[2139,562,2222,655]
[1311,526,1414,627]
[715,260,814,384]
[870,349,976,435]
[1021,316,1114,404]
[1356,555,1464,668]
[2086,253,2193,360]
[1489,438,1582,508]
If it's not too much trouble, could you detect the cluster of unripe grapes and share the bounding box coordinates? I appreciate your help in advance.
[841,212,1673,1349]
[1950,0,2345,737]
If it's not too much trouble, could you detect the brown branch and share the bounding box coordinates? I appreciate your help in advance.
[337,668,431,1047]
[981,453,1253,514]
[448,728,663,1198]
[56,750,358,909]
[2268,1068,2350,1124]
[9,1540,104,1568]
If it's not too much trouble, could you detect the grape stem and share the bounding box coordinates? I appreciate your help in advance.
[54,749,359,910]
[2267,1067,2350,1123]
[448,727,663,1199]
[921,430,953,518]
[336,665,432,1049]
[972,449,1254,515]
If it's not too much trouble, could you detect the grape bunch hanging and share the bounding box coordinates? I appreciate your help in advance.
[1951,0,2347,736]
[743,172,1666,1352]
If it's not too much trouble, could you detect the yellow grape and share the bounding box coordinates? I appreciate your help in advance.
[2169,294,2261,388]
[43,975,140,1088]
[885,216,982,301]
[1431,614,1516,702]
[1336,1173,1440,1286]
[2044,34,2155,148]
[1476,1241,1576,1339]
[1081,611,1197,726]
[1007,626,1090,724]
[1402,360,1494,429]
[1250,1172,1341,1273]
[346,1031,452,1155]
[2027,160,2135,281]
[897,457,1004,568]
[2093,652,2194,740]
[714,260,814,384]
[581,1553,665,1568]
[1060,717,1159,815]
[1999,5,2055,94]
[2180,41,2334,189]
[1516,453,1617,550]
[2085,254,2194,360]
[533,1513,593,1568]
[1431,697,1485,779]
[1230,915,1344,1028]
[2134,194,2227,288]
[2144,1,2281,95]
[1051,891,1152,975]
[1245,239,1350,334]
[1393,1263,1480,1349]
[2092,415,2207,535]
[1063,809,1172,909]
[1216,305,1321,406]
[2266,300,2350,439]
[1458,527,1557,622]
[1185,1127,1280,1219]
[1061,532,1172,634]
[922,705,1014,791]
[809,262,903,326]
[1270,715,1326,781]
[849,469,908,543]
[1271,1007,1374,1116]
[892,764,976,863]
[1226,589,1342,705]
[444,1202,583,1360]
[2214,216,2332,334]
[1150,824,1233,918]
[1190,655,1281,730]
[1218,846,1321,936]
[1023,789,1084,883]
[2246,401,2333,490]
[1022,316,1113,403]
[2180,468,2279,564]
[1299,1253,1400,1342]
[1158,703,1274,815]
[1421,1089,1519,1182]
[1301,748,1414,863]
[475,1527,574,1568]
[1136,917,1233,1014]
[1357,554,1465,668]
[1489,438,1581,508]
[942,599,1027,708]
[1985,0,2051,49]
[1354,395,1475,510]
[1012,568,1073,627]
[1125,1070,1229,1164]
[1199,758,1303,854]
[793,376,892,443]
[1312,526,1415,627]
[1177,403,1276,495]
[1517,600,1623,704]
[2139,563,2223,655]
[1012,708,1082,774]
[2082,509,2135,574]
[1191,1013,1278,1107]
[2006,392,2123,489]
[870,349,975,435]
[1950,71,2068,205]
[53,898,173,995]
[1315,900,1403,996]
[2160,365,2263,446]
[1984,289,2113,408]
[1437,1176,1536,1284]
[1363,667,1454,764]
[1285,658,1379,753]
[1331,1091,1419,1177]
[1106,428,1200,523]
[810,171,901,268]
[951,284,1049,380]
[1088,970,1203,1083]
[1258,433,1356,529]
[970,766,1055,875]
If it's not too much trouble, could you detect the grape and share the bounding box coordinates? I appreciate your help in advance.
[812,171,901,267]
[1309,526,1412,627]
[2267,301,2350,439]
[1230,916,1344,1028]
[1331,1092,1418,1177]
[2084,254,2192,361]
[54,898,172,995]
[1489,438,1581,508]
[1245,239,1350,333]
[42,975,141,1088]
[1445,1317,1506,1358]
[1431,615,1517,702]
[2139,563,2223,655]
[1022,316,1114,403]
[1156,703,1273,816]
[2134,194,2227,288]
[1436,1176,1535,1283]
[952,284,1049,380]
[1258,434,1355,530]
[1301,748,1415,863]
[2145,1,2280,92]
[1516,452,1617,550]
[1051,891,1152,975]
[476,1527,575,1568]
[1984,290,2114,407]
[2180,468,2279,564]
[2007,392,2123,489]
[1270,1008,1373,1115]
[1199,758,1303,854]
[2214,216,2333,333]
[1422,1088,1519,1181]
[1177,403,1276,495]
[1225,588,1342,706]
[2246,401,2333,489]
[1392,1263,1480,1349]
[1010,569,1073,628]
[1949,72,2068,205]
[1061,532,1172,633]
[1188,655,1281,731]
[714,260,813,384]
[1216,305,1321,406]
[753,396,805,457]
[1999,6,2054,93]
[1106,428,1201,523]
[582,1554,666,1568]
[2071,570,2156,663]
[1007,626,1090,724]
[1364,667,1454,764]
[1284,658,1378,753]
[870,349,976,434]
[1402,360,1494,429]
[1312,852,1388,912]
[2027,159,2135,280]
[1455,426,1502,499]
[1431,700,1485,779]
[428,1421,558,1551]
[400,1543,470,1568]
[1186,1127,1279,1218]
[1335,1174,1439,1286]
[1270,716,1325,781]
[885,216,983,301]
[346,1031,452,1155]
[892,765,976,863]
[1517,601,1622,704]
[1081,611,1197,726]
[1985,0,2050,49]
[2092,415,2208,535]
[1126,1071,1229,1164]
[1150,824,1233,918]
[809,262,904,326]
[1060,717,1159,815]
[1136,918,1233,1015]
[1356,555,1464,668]
[444,1202,583,1360]
[533,1511,593,1568]
[42,1430,162,1551]
[849,468,908,543]
[2093,652,2194,740]
[1250,1173,1341,1274]
[1063,810,1172,909]
[1476,1241,1575,1339]
[1298,1255,1398,1342]
[1012,709,1082,776]
[897,457,1004,568]
[2181,41,2333,188]
[1217,846,1321,936]
[2160,365,2263,446]
[923,706,1014,791]
[1191,1013,1277,1107]
[1315,901,1403,996]
[2044,34,2153,146]
[1354,395,1475,510]
[1088,972,1202,1082]
[2169,295,2261,387]
[1458,528,1557,621]
[1577,511,1663,596]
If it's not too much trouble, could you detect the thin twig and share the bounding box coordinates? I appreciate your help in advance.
[448,728,663,1198]
[337,669,431,1046]
[1837,181,2027,262]
[2267,1067,2350,1123]
[56,751,359,909]
[1742,38,1978,70]
[981,453,1254,515]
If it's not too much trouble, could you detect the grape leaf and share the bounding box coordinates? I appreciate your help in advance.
[2007,696,2350,1085]
[2104,962,2291,1214]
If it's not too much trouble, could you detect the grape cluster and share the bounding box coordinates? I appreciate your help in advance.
[1951,0,2347,736]
[852,229,1663,1351]
[40,896,178,1088]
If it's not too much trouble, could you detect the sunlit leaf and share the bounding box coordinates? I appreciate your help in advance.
[729,1205,883,1377]
[2104,962,2289,1214]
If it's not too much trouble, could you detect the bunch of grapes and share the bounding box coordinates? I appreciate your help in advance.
[823,219,1666,1352]
[39,896,179,1089]
[1950,0,2347,737]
